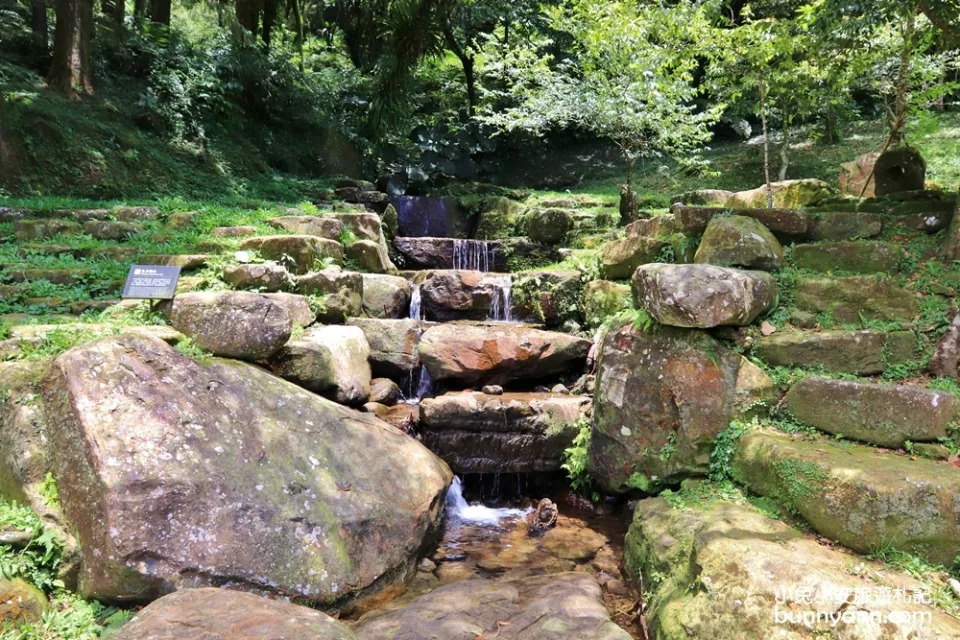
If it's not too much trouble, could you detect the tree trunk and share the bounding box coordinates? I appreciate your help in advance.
[47,0,94,98]
[758,72,773,208]
[0,96,19,183]
[149,0,170,25]
[102,0,114,16]
[890,11,916,147]
[114,0,124,28]
[291,0,304,70]
[31,0,49,52]
[133,0,146,22]
[462,54,477,117]
[261,0,278,48]
[778,118,790,182]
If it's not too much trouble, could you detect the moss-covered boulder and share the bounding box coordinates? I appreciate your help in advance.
[360,274,411,319]
[222,263,292,292]
[295,267,363,323]
[795,276,918,323]
[347,318,436,379]
[239,235,343,274]
[792,241,901,274]
[345,239,396,273]
[670,188,733,206]
[0,578,47,624]
[805,211,882,241]
[112,588,356,640]
[589,324,763,493]
[354,573,631,640]
[632,264,777,328]
[511,270,583,327]
[725,179,836,209]
[784,377,957,448]
[267,215,344,241]
[169,291,292,360]
[624,496,960,640]
[693,215,784,270]
[42,334,451,608]
[672,205,809,241]
[0,361,53,509]
[599,236,665,280]
[583,280,631,328]
[474,196,526,240]
[751,330,916,374]
[521,208,574,245]
[733,430,960,565]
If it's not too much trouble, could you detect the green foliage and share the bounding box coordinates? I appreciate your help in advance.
[174,338,213,363]
[0,501,63,593]
[560,420,592,493]
[708,420,754,482]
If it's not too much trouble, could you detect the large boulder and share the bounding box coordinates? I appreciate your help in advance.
[874,147,926,196]
[239,236,343,274]
[522,208,573,245]
[267,325,371,406]
[345,239,396,273]
[267,215,343,240]
[419,324,591,386]
[784,377,957,448]
[0,578,47,624]
[589,324,763,493]
[625,496,960,640]
[583,280,631,328]
[419,392,591,473]
[392,237,458,270]
[791,241,901,274]
[0,361,53,510]
[511,270,583,327]
[733,430,960,566]
[262,293,315,328]
[794,276,918,323]
[42,335,452,607]
[752,330,916,375]
[295,267,363,323]
[599,236,664,280]
[672,205,808,241]
[168,291,292,360]
[693,215,784,270]
[112,588,356,640]
[222,262,291,292]
[361,274,411,319]
[354,573,631,640]
[347,318,435,379]
[725,179,835,209]
[632,264,777,328]
[330,212,384,243]
[670,189,733,206]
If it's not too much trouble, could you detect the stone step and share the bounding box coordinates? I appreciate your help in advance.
[266,215,342,240]
[784,376,958,448]
[751,329,916,374]
[792,240,902,273]
[141,254,212,271]
[2,206,160,224]
[794,275,918,324]
[419,391,591,473]
[626,494,960,639]
[671,205,883,243]
[238,235,343,274]
[733,429,960,566]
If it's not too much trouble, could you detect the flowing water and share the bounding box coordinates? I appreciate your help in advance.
[453,239,496,271]
[408,286,423,321]
[485,274,513,322]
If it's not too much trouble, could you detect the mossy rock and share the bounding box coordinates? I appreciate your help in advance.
[794,275,918,324]
[693,215,784,271]
[599,236,665,280]
[791,241,901,274]
[751,330,916,374]
[583,280,631,329]
[733,430,960,566]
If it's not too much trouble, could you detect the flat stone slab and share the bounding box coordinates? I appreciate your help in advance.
[806,211,882,241]
[751,330,916,374]
[795,275,918,323]
[785,377,958,447]
[792,241,901,274]
[354,573,631,640]
[112,588,356,640]
[625,496,960,640]
[419,392,590,473]
[418,324,591,386]
[599,236,664,280]
[267,215,343,241]
[671,205,809,240]
[632,264,777,328]
[733,430,960,566]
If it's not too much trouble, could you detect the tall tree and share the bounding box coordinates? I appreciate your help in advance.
[31,0,49,52]
[149,0,170,25]
[47,0,94,98]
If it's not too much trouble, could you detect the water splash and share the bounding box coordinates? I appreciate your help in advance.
[486,274,513,322]
[453,239,495,272]
[444,476,531,526]
[409,285,423,320]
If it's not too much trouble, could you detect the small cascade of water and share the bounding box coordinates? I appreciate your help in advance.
[415,364,433,401]
[409,285,423,320]
[453,239,495,272]
[444,476,531,526]
[486,274,513,322]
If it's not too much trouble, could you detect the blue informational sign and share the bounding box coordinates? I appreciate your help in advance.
[122,265,181,300]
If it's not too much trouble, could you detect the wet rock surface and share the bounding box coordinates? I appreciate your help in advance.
[420,392,591,473]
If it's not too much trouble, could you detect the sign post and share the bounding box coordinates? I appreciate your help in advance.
[121,265,182,309]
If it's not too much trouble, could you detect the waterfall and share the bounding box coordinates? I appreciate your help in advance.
[486,274,513,322]
[415,364,433,401]
[409,286,423,320]
[444,476,531,526]
[453,239,495,272]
